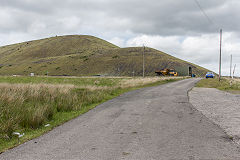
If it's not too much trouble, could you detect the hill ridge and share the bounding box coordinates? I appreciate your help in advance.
[0,35,210,76]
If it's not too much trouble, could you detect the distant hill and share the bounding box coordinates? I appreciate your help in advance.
[0,35,210,76]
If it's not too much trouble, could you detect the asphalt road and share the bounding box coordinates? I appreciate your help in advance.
[1,78,240,160]
[190,87,240,145]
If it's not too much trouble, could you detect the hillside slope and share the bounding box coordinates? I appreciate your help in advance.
[0,35,209,76]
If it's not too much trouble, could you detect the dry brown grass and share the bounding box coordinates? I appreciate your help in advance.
[0,83,75,95]
[119,77,182,88]
[76,77,181,90]
[78,85,112,91]
[233,78,240,82]
[224,77,240,86]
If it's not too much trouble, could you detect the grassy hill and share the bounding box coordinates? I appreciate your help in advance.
[0,35,210,76]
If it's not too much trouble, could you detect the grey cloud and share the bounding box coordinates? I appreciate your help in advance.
[100,0,228,35]
[0,0,59,14]
[1,0,237,36]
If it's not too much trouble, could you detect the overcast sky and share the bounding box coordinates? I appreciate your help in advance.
[0,0,240,76]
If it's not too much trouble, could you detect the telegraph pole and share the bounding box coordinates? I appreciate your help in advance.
[233,64,236,78]
[230,54,232,78]
[219,29,222,81]
[142,45,145,78]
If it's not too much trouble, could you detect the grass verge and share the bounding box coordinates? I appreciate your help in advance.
[0,76,183,153]
[196,78,240,93]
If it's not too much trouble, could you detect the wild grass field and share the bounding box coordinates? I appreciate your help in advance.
[0,76,183,152]
[196,77,240,93]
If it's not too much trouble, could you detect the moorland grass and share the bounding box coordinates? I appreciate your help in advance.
[0,76,123,87]
[0,76,182,152]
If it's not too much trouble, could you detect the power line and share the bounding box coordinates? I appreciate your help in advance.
[193,0,218,28]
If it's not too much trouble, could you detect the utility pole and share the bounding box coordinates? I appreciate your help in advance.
[142,45,145,78]
[233,64,236,78]
[219,29,222,81]
[230,54,232,78]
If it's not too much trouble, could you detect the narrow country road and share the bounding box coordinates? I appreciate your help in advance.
[1,78,240,160]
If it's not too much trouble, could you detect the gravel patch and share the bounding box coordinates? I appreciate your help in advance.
[189,87,240,143]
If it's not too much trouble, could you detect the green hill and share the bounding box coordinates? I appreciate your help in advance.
[0,35,210,76]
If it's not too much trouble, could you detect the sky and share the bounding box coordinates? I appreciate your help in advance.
[0,0,239,76]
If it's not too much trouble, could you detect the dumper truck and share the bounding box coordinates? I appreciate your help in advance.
[155,68,178,76]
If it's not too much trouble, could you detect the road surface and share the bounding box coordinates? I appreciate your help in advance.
[1,78,240,160]
[190,87,240,145]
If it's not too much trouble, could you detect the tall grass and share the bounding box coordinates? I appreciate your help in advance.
[0,76,182,140]
[0,83,109,139]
